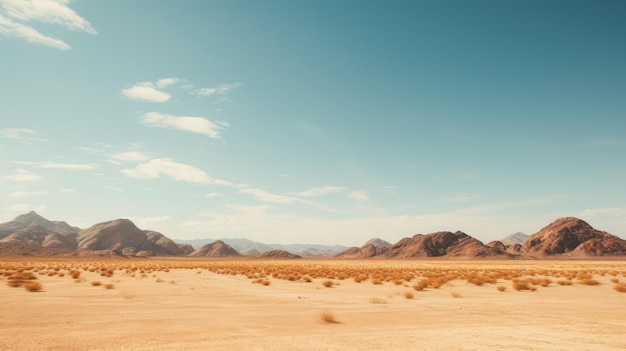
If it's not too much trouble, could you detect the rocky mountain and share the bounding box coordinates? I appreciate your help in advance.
[381,231,500,258]
[257,249,301,259]
[145,230,192,256]
[175,237,346,257]
[0,224,77,249]
[522,217,626,256]
[335,238,391,258]
[189,240,241,257]
[77,219,173,257]
[0,211,80,240]
[500,232,529,245]
[486,240,522,256]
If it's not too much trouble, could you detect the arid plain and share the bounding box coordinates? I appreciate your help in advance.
[2,258,626,351]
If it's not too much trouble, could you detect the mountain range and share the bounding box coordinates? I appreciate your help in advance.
[1,211,625,258]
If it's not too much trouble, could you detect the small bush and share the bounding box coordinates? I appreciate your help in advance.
[451,292,462,298]
[557,280,573,286]
[24,281,43,292]
[497,286,506,292]
[320,311,337,323]
[91,281,102,286]
[103,283,114,289]
[614,283,626,293]
[578,279,600,286]
[403,291,414,299]
[369,297,387,304]
[322,280,333,288]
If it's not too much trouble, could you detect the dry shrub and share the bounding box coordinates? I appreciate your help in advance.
[403,291,414,299]
[613,283,626,293]
[322,280,333,288]
[371,278,383,285]
[609,278,619,284]
[320,311,337,323]
[369,297,387,304]
[451,292,462,298]
[24,281,43,292]
[103,283,114,289]
[497,286,506,292]
[557,280,573,286]
[91,281,102,286]
[578,279,600,286]
[412,280,428,291]
[262,280,270,286]
[513,280,531,291]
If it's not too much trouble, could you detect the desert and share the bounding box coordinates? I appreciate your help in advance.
[1,257,625,351]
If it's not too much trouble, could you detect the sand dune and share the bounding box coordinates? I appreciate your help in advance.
[1,259,625,350]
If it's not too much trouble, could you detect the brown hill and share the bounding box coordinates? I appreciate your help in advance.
[77,219,165,257]
[335,243,388,258]
[0,211,80,240]
[0,224,76,249]
[522,217,626,256]
[486,241,522,256]
[257,249,301,259]
[145,230,190,256]
[189,240,241,257]
[382,231,499,258]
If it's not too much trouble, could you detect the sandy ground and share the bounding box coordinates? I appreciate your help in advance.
[1,259,625,351]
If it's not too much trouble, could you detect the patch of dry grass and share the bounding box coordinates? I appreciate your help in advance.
[403,291,414,299]
[320,311,338,323]
[451,292,462,298]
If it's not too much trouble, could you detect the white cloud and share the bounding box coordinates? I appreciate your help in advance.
[238,188,294,204]
[581,208,626,217]
[156,78,182,88]
[347,191,369,200]
[195,83,241,96]
[0,0,96,50]
[1,128,46,141]
[58,188,76,193]
[141,112,221,138]
[108,151,149,163]
[121,82,171,103]
[104,185,122,191]
[205,192,224,198]
[10,191,47,198]
[121,158,229,185]
[39,162,97,170]
[4,168,41,182]
[294,185,345,197]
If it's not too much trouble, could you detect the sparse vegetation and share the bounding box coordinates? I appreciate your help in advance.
[451,292,462,298]
[322,280,333,288]
[24,281,43,292]
[91,281,102,286]
[614,283,626,293]
[320,311,337,323]
[369,297,387,304]
[497,286,506,292]
[403,291,414,299]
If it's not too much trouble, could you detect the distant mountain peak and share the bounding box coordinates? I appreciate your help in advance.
[363,238,391,248]
[500,232,529,245]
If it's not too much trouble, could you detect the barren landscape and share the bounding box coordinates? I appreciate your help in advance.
[2,258,625,351]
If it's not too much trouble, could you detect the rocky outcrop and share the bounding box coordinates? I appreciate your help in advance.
[189,240,241,257]
[499,232,529,245]
[381,231,499,258]
[257,249,301,259]
[521,217,626,256]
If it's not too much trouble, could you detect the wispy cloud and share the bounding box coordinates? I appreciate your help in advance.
[141,112,222,139]
[104,185,122,192]
[121,82,171,103]
[347,191,369,200]
[7,203,46,213]
[156,78,182,88]
[239,188,295,204]
[4,168,41,182]
[9,191,47,198]
[0,0,96,50]
[39,162,97,170]
[205,192,224,198]
[294,185,345,197]
[58,188,76,193]
[108,151,149,163]
[121,158,231,185]
[129,215,172,230]
[195,83,241,96]
[1,128,47,142]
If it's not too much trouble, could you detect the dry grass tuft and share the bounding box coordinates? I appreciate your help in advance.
[320,311,338,323]
[403,291,414,299]
[91,281,102,286]
[103,283,114,289]
[322,280,333,288]
[369,297,387,304]
[451,292,463,298]
[614,283,626,293]
[578,279,600,286]
[23,281,43,292]
[497,286,506,292]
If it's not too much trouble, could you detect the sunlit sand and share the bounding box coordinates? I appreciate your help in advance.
[1,258,625,350]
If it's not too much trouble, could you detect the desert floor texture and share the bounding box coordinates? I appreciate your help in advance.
[1,258,625,351]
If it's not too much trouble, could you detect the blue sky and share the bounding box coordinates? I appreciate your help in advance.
[1,0,625,245]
